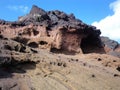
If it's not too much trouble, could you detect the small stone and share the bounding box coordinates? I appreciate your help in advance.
[63,63,67,67]
[44,74,47,77]
[50,62,52,65]
[114,74,120,77]
[83,63,86,66]
[58,62,62,66]
[76,59,78,62]
[113,60,116,62]
[91,74,95,78]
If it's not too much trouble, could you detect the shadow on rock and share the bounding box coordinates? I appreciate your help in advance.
[0,61,36,78]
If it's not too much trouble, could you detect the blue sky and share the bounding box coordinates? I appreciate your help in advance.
[0,0,114,23]
[0,0,120,42]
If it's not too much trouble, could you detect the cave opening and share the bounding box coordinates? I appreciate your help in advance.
[28,42,38,48]
[80,36,105,54]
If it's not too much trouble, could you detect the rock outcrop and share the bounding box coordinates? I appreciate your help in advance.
[101,36,120,58]
[0,5,104,55]
[0,34,39,65]
[0,5,120,90]
[0,5,120,65]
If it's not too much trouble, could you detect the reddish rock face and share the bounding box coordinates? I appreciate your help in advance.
[0,24,102,54]
[62,33,83,53]
[0,5,114,55]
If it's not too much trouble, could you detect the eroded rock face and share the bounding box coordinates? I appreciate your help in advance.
[101,37,120,58]
[0,5,120,63]
[0,5,103,55]
[0,5,120,90]
[101,37,119,52]
[0,34,39,65]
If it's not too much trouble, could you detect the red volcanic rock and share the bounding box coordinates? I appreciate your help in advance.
[0,5,103,55]
[0,5,119,62]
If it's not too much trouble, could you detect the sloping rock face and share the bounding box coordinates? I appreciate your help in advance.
[101,36,119,52]
[0,5,103,55]
[0,34,39,65]
[101,36,120,58]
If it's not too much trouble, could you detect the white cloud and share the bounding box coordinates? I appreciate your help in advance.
[7,5,29,13]
[92,0,120,41]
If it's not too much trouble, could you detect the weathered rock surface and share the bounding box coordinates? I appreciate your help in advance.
[0,5,120,90]
[101,36,120,57]
[0,34,39,65]
[0,4,119,66]
[0,48,120,90]
[0,5,120,65]
[101,36,119,51]
[0,5,103,55]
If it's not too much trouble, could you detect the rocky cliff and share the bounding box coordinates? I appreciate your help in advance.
[0,5,120,90]
[0,5,103,54]
[0,4,120,68]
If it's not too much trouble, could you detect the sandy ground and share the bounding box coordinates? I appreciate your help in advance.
[0,50,120,90]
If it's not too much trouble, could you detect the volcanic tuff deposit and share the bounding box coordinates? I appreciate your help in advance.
[0,5,120,90]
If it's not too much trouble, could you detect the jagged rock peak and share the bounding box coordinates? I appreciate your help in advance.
[30,5,46,15]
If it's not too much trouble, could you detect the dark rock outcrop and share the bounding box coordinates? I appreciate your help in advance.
[101,36,119,51]
[101,36,120,57]
[0,35,38,65]
[30,5,46,15]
